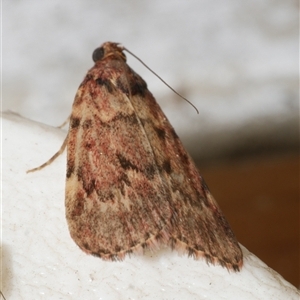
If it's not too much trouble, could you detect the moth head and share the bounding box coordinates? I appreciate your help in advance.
[92,42,126,63]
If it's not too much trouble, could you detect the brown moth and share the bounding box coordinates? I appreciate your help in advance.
[29,42,243,271]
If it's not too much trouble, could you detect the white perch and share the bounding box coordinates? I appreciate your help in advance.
[2,111,299,300]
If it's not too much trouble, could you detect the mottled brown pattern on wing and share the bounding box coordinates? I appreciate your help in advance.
[65,42,243,270]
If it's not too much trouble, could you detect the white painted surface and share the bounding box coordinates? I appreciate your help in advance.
[2,112,299,299]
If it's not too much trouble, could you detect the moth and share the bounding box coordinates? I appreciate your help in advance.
[29,42,243,271]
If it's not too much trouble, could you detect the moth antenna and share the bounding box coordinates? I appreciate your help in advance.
[122,47,199,114]
[0,291,6,300]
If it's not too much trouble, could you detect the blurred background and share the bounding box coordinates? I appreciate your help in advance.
[3,0,299,287]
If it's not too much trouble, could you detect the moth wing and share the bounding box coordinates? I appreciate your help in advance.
[65,60,173,260]
[129,73,243,271]
[66,56,242,270]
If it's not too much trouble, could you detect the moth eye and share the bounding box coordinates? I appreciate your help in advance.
[92,47,105,62]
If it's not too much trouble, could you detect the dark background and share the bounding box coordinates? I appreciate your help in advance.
[198,151,299,287]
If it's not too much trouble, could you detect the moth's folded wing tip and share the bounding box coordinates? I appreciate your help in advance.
[169,237,243,272]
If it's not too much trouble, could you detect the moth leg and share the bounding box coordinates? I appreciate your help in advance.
[57,114,71,129]
[27,134,68,173]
